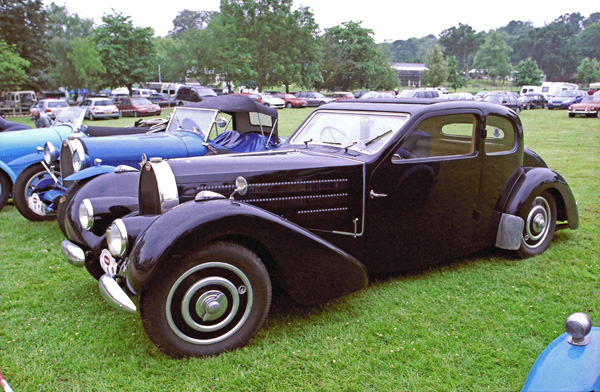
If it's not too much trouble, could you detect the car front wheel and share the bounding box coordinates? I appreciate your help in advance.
[13,163,58,221]
[516,191,556,258]
[140,242,272,357]
[286,102,292,108]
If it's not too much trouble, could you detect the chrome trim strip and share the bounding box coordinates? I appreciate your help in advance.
[98,274,137,314]
[61,240,85,267]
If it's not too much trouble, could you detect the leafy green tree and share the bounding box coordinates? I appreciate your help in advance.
[0,39,30,91]
[439,24,484,79]
[0,0,49,89]
[513,58,543,87]
[44,3,95,91]
[321,21,397,91]
[574,22,600,61]
[473,31,512,84]
[92,13,156,93]
[382,35,438,63]
[155,35,188,83]
[421,45,448,87]
[576,57,600,85]
[446,55,466,90]
[170,10,215,38]
[68,37,106,91]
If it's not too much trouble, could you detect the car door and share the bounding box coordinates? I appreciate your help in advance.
[365,111,483,274]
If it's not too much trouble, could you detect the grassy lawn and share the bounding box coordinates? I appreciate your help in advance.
[0,107,598,391]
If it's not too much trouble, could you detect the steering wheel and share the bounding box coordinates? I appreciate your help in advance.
[320,126,350,145]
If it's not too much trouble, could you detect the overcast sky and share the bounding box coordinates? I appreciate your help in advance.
[46,0,599,42]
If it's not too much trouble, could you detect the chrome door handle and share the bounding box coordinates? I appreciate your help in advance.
[370,190,388,199]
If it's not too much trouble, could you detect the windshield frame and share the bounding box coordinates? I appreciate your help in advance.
[166,107,220,142]
[289,109,410,155]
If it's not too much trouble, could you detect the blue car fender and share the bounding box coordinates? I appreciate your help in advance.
[125,199,369,306]
[7,151,45,172]
[522,327,600,391]
[0,160,18,182]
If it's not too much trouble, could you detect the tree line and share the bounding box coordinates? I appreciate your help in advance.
[1,0,599,96]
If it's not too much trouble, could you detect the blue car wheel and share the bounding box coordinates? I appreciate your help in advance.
[0,171,10,212]
[13,163,58,221]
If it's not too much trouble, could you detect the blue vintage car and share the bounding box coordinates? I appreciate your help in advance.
[0,108,152,213]
[522,313,599,391]
[16,95,282,222]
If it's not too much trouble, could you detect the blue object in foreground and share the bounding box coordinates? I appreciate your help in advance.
[522,313,600,392]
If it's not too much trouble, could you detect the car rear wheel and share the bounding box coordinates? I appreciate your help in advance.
[13,163,58,221]
[0,171,10,212]
[140,242,272,357]
[89,113,95,121]
[286,102,292,109]
[516,191,556,258]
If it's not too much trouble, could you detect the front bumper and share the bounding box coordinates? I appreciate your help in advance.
[61,240,85,267]
[99,274,137,314]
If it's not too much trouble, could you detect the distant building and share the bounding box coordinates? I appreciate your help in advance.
[390,63,428,87]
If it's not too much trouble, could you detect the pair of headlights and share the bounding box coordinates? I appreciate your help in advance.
[79,199,127,258]
[44,140,85,172]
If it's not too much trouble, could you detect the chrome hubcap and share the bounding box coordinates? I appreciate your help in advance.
[197,290,228,322]
[523,196,551,249]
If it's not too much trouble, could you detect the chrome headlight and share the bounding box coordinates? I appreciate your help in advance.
[73,149,84,172]
[65,137,86,173]
[78,199,94,231]
[44,142,58,165]
[106,219,128,258]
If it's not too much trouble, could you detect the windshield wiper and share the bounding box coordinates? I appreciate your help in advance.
[322,141,341,145]
[364,129,392,146]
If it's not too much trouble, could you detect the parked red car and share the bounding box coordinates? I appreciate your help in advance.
[568,91,600,118]
[117,97,161,117]
[230,93,263,104]
[274,93,308,108]
[331,92,355,101]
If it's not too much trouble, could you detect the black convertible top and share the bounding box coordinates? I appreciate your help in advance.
[188,95,278,118]
[0,117,32,132]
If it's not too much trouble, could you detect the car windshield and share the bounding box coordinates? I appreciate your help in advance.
[396,90,416,98]
[95,100,114,106]
[290,110,409,154]
[166,107,219,139]
[555,90,577,97]
[48,101,69,108]
[130,97,152,105]
[54,106,85,129]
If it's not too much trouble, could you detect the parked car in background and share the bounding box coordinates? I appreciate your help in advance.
[59,99,577,358]
[353,90,371,99]
[568,91,600,117]
[230,93,263,104]
[175,85,217,106]
[482,94,522,113]
[110,94,129,106]
[258,93,285,109]
[295,91,336,106]
[547,90,587,109]
[359,91,394,99]
[148,93,175,107]
[132,88,158,98]
[273,93,308,108]
[22,96,283,223]
[117,97,161,117]
[541,82,578,99]
[331,92,355,100]
[79,97,120,120]
[396,89,443,99]
[0,107,151,214]
[522,313,599,392]
[446,92,475,101]
[1,90,38,114]
[29,99,71,119]
[517,93,547,110]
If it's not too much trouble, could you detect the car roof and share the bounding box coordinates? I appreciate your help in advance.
[187,95,278,118]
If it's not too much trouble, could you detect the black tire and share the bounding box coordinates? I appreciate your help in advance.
[568,113,575,118]
[13,163,57,221]
[89,113,95,121]
[56,180,87,238]
[597,110,600,118]
[0,171,10,212]
[286,102,292,109]
[516,191,557,258]
[140,242,271,358]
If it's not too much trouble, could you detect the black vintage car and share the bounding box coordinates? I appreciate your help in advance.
[518,93,547,110]
[60,99,578,358]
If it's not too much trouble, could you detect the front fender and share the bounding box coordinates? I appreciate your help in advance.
[521,328,600,392]
[500,167,578,230]
[0,160,17,182]
[126,199,369,305]
[64,165,118,182]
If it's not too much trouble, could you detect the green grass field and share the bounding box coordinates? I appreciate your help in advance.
[0,108,598,391]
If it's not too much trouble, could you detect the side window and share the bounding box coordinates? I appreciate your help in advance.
[395,114,476,159]
[485,115,516,154]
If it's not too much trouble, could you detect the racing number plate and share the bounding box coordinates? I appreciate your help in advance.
[100,249,119,275]
[28,193,46,215]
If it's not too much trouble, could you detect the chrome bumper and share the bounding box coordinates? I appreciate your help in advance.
[99,274,137,314]
[61,240,85,267]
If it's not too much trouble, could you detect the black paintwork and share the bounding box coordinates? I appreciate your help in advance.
[64,99,579,305]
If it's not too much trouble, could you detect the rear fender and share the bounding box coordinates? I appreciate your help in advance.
[126,199,369,305]
[495,167,578,249]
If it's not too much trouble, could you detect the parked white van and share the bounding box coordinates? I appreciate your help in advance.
[132,88,158,97]
[541,82,578,98]
[520,85,542,95]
